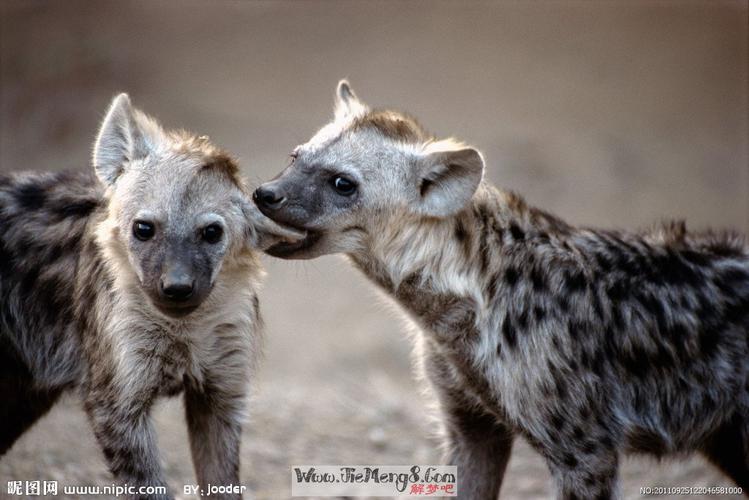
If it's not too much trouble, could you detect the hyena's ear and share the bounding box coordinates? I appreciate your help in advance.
[239,197,306,250]
[92,93,163,185]
[415,140,485,218]
[334,80,368,120]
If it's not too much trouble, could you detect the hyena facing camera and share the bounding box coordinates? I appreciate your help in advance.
[255,81,749,499]
[0,94,301,499]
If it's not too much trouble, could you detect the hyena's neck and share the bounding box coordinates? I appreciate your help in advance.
[350,182,572,329]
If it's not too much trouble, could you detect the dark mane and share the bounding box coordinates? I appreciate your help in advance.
[200,153,243,187]
[351,109,433,143]
[644,219,747,257]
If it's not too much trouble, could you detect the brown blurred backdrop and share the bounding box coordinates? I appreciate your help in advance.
[1,1,747,499]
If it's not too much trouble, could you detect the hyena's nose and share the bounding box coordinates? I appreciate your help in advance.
[253,185,286,211]
[160,278,194,302]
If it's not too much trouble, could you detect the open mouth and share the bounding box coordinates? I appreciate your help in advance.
[266,229,322,258]
[253,198,318,256]
[260,219,307,243]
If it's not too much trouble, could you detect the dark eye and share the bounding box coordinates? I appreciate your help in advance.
[133,221,155,241]
[331,176,357,196]
[202,224,223,244]
[289,151,298,165]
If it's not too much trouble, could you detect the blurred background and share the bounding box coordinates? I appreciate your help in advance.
[1,1,747,498]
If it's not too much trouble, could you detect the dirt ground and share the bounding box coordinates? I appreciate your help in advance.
[0,1,747,499]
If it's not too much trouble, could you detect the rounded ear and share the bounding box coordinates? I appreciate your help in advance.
[239,196,306,250]
[92,93,163,186]
[415,140,485,218]
[334,79,368,120]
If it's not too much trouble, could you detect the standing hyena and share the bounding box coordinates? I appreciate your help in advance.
[254,81,749,499]
[0,94,301,499]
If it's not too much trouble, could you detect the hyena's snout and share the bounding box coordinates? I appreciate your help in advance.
[159,264,195,303]
[253,176,313,230]
[253,182,287,212]
[146,248,214,318]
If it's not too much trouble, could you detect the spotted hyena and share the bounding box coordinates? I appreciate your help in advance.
[254,81,749,499]
[0,94,301,499]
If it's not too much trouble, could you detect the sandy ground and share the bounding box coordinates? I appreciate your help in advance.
[0,1,747,499]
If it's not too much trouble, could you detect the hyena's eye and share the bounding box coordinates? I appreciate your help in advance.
[133,221,155,241]
[202,224,224,244]
[331,176,357,196]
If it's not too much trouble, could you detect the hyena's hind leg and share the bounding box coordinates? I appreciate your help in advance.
[0,382,61,456]
[700,412,749,491]
[0,344,62,456]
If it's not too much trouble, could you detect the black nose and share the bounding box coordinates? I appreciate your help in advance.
[253,185,286,210]
[160,280,194,302]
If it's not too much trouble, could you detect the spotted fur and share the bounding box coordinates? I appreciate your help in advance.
[257,81,749,499]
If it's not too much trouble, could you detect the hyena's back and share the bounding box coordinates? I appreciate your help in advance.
[518,216,749,454]
[0,171,103,390]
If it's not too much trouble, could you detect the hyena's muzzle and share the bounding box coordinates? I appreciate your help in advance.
[253,170,327,258]
[139,237,217,318]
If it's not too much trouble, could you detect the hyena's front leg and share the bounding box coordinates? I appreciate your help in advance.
[443,404,514,500]
[184,384,245,499]
[700,411,749,491]
[426,350,514,499]
[537,439,620,500]
[184,338,250,500]
[84,382,171,500]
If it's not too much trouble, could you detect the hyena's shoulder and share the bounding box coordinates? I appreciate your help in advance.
[1,170,104,387]
[0,169,103,219]
[1,170,102,228]
[0,170,103,259]
[1,169,103,288]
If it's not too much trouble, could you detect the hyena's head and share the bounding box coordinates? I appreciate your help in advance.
[255,81,485,259]
[93,94,301,318]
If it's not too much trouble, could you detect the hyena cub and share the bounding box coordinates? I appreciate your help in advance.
[255,81,749,499]
[0,94,300,499]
